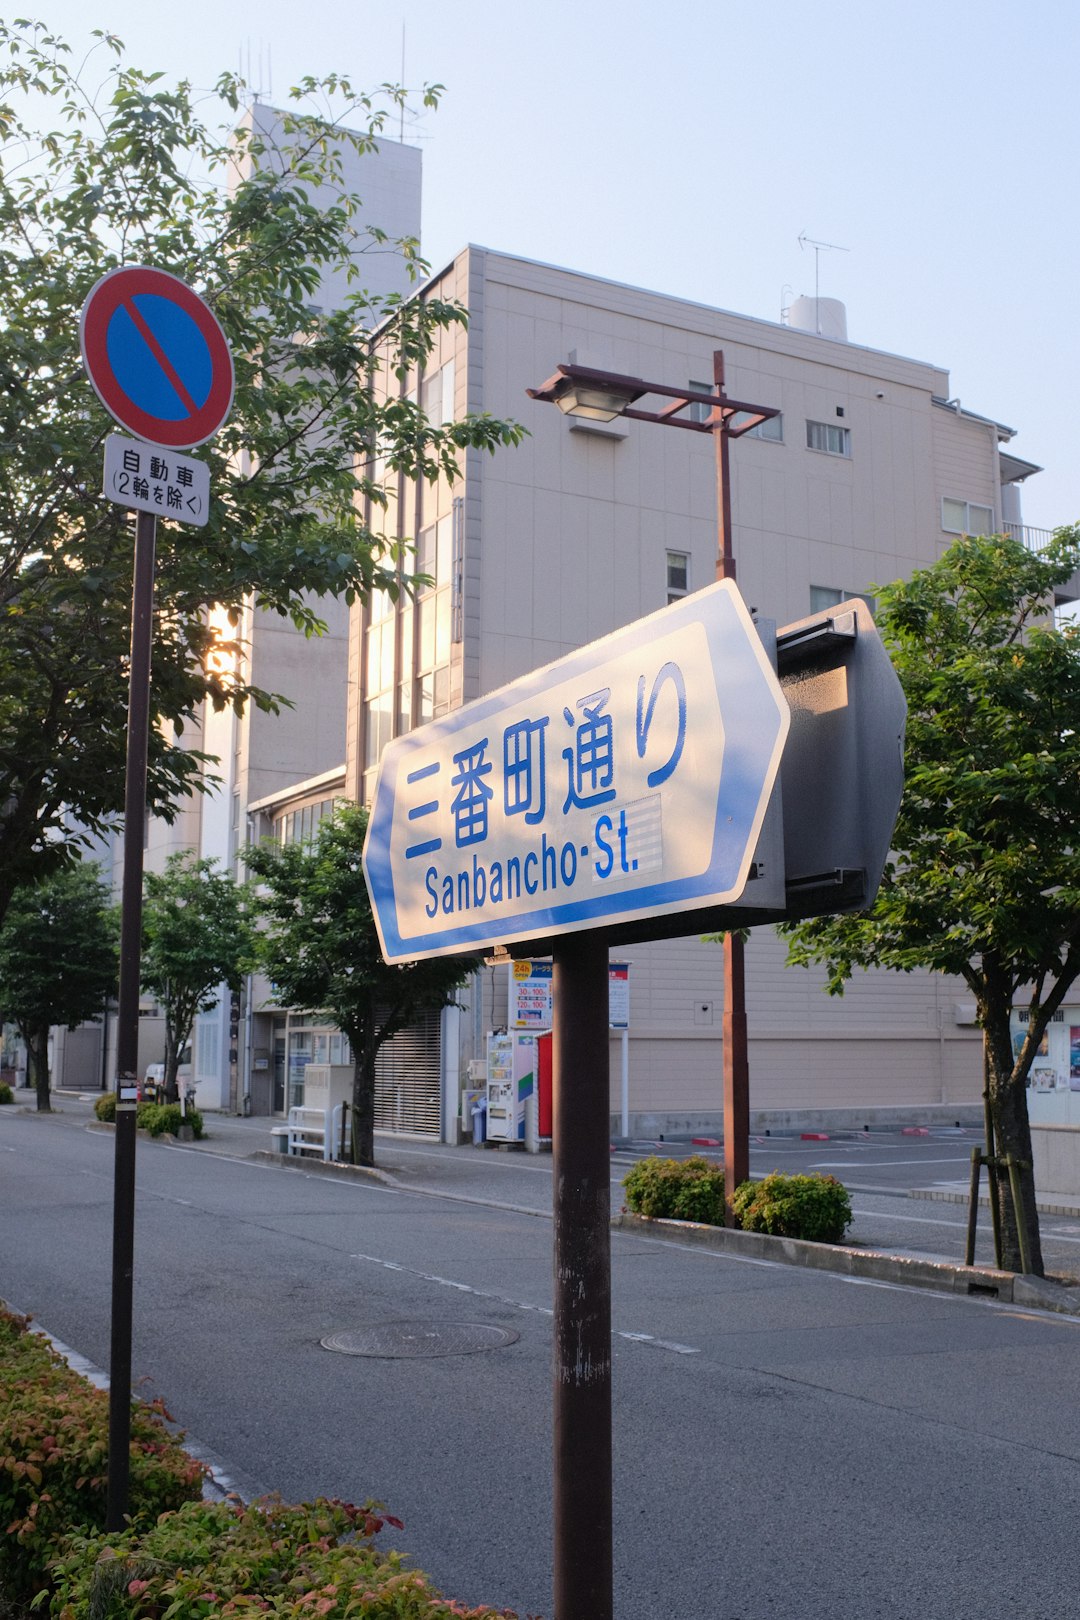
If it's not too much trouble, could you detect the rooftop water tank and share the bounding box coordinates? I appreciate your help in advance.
[788,296,848,341]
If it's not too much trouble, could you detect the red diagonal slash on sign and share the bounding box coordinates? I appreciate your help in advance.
[122,295,200,416]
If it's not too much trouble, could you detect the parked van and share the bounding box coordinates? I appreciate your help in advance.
[142,1044,193,1102]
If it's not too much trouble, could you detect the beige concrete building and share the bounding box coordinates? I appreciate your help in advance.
[67,227,1052,1134]
[321,246,1053,1135]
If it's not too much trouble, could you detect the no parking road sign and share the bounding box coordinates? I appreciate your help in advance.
[79,265,234,450]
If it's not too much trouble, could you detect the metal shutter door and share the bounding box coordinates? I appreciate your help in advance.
[373,1009,441,1138]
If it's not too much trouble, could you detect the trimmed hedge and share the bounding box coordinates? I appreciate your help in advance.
[623,1158,852,1244]
[732,1171,852,1244]
[0,1307,205,1601]
[45,1497,521,1619]
[622,1155,726,1225]
[0,1082,12,1105]
[138,1101,204,1139]
[91,1093,204,1138]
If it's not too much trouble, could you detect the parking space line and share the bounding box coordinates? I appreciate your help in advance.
[811,1156,970,1169]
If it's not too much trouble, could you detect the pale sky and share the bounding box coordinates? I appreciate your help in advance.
[19,0,1080,532]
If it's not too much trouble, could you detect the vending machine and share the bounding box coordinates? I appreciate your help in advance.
[486,1032,537,1143]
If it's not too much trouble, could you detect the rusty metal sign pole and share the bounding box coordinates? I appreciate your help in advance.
[106,507,157,1532]
[712,350,750,1224]
[552,929,613,1620]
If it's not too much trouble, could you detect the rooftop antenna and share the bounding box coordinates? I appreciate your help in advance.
[796,232,850,332]
[238,41,272,107]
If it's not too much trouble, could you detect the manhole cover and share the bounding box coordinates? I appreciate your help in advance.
[320,1321,520,1359]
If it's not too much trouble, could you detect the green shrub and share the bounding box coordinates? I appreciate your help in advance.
[622,1155,726,1225]
[0,1081,12,1104]
[45,1496,519,1619]
[0,1307,205,1600]
[137,1100,204,1138]
[91,1095,204,1137]
[732,1171,852,1244]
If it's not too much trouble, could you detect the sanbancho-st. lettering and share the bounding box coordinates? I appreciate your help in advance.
[364,581,789,963]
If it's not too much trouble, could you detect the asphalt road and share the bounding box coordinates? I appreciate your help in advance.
[4,1103,1080,1619]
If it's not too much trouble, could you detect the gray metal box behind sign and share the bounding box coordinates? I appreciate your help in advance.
[773,598,906,920]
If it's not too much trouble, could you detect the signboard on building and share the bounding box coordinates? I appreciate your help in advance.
[608,962,630,1030]
[511,959,554,1028]
[509,957,631,1030]
[364,580,789,963]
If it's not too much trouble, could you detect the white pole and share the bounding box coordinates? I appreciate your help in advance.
[620,1028,629,1138]
[525,1091,540,1154]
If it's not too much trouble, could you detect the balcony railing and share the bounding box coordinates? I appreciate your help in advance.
[1004,521,1055,553]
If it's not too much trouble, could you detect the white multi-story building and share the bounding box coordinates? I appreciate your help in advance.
[58,108,423,1100]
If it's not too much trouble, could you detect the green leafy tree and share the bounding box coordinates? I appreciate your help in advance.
[783,529,1080,1276]
[0,21,523,922]
[0,863,117,1111]
[247,803,478,1166]
[141,851,255,1103]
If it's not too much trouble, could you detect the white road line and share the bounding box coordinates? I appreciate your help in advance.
[349,1251,700,1355]
[811,1156,970,1169]
[853,1207,973,1230]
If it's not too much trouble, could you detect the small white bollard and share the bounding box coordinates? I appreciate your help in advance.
[524,1091,540,1154]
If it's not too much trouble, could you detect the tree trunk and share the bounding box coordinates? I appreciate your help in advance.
[163,1024,180,1105]
[26,1024,50,1113]
[350,1024,376,1168]
[984,1015,1044,1277]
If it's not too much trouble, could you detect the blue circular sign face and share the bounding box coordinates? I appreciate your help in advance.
[79,266,234,450]
[105,293,215,423]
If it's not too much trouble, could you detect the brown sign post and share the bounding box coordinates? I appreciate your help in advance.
[79,266,233,1530]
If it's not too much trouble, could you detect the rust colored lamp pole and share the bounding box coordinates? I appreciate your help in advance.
[528,349,778,1221]
[711,349,750,1221]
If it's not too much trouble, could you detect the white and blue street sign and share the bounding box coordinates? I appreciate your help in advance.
[80,266,234,451]
[364,580,790,963]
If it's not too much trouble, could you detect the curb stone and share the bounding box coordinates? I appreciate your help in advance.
[611,1211,1080,1315]
[250,1148,400,1188]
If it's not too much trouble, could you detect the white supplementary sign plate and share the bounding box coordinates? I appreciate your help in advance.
[363,579,789,962]
[102,433,210,527]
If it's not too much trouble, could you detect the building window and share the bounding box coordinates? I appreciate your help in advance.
[732,411,783,442]
[810,585,876,616]
[667,551,690,603]
[420,357,456,425]
[414,512,453,724]
[275,797,341,846]
[806,420,851,457]
[687,380,713,425]
[363,604,397,770]
[942,498,994,537]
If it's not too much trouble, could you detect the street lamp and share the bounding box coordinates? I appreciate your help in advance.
[528,350,780,1218]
